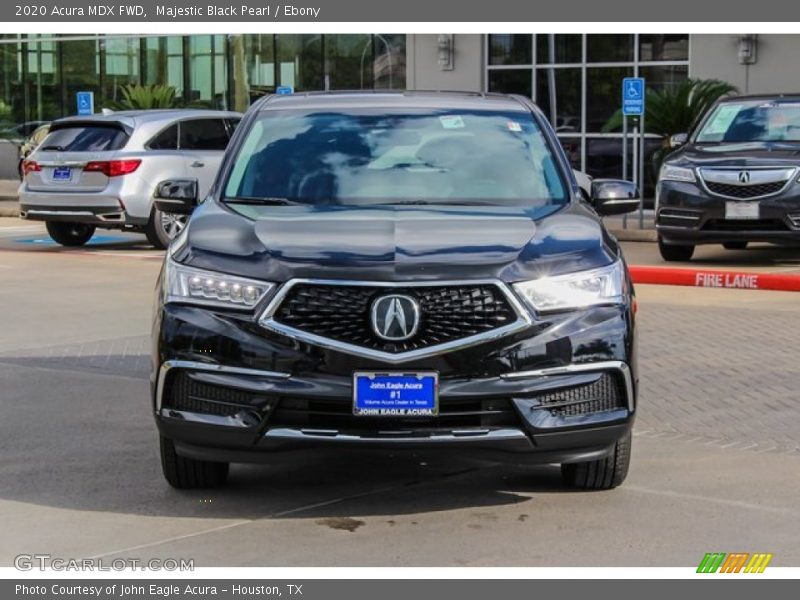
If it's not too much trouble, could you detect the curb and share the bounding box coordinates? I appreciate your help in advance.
[610,228,657,242]
[0,202,19,218]
[629,265,800,292]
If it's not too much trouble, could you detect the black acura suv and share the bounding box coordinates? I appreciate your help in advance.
[657,94,800,261]
[151,91,641,490]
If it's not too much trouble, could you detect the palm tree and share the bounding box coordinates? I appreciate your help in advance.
[111,84,181,110]
[603,78,738,174]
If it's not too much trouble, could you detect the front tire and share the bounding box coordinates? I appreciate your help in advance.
[145,207,188,249]
[723,241,748,250]
[561,431,632,490]
[160,436,229,489]
[45,222,95,247]
[658,237,695,262]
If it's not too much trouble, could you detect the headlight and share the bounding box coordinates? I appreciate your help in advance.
[513,262,626,313]
[659,164,696,183]
[163,258,274,309]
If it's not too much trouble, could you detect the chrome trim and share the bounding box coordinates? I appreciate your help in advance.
[23,209,125,222]
[258,278,533,364]
[698,167,797,200]
[499,361,635,412]
[155,359,291,412]
[658,211,701,221]
[263,427,529,443]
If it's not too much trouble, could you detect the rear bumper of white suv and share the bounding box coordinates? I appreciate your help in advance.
[18,188,149,227]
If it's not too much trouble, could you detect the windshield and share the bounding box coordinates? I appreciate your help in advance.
[696,100,800,143]
[223,109,568,207]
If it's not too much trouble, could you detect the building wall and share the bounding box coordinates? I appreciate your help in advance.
[406,34,483,92]
[690,34,800,95]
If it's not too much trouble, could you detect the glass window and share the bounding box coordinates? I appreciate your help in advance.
[143,36,184,95]
[489,34,532,66]
[276,34,323,91]
[639,65,688,94]
[61,39,101,117]
[536,35,582,64]
[586,67,634,132]
[639,34,689,62]
[179,118,230,150]
[558,137,582,170]
[148,123,178,150]
[189,35,227,107]
[41,124,129,152]
[325,34,373,90]
[102,37,140,105]
[488,69,532,98]
[536,68,582,132]
[587,35,634,63]
[0,36,24,128]
[224,109,567,208]
[372,34,406,90]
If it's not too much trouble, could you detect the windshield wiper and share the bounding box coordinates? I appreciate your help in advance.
[372,200,430,206]
[223,196,297,206]
[39,145,65,151]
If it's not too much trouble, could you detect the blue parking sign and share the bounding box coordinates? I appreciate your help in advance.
[76,91,94,116]
[276,86,294,95]
[622,78,645,116]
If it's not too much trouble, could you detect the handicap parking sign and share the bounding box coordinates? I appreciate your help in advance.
[622,78,645,116]
[76,91,94,116]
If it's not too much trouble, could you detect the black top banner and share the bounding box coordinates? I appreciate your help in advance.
[3,0,800,22]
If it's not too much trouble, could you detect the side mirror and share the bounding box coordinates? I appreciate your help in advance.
[591,179,640,216]
[669,133,688,149]
[154,179,198,215]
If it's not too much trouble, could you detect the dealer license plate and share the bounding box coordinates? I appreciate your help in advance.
[353,372,438,417]
[725,201,759,220]
[52,166,72,181]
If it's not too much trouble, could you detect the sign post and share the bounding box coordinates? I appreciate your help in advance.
[76,91,94,116]
[622,77,645,229]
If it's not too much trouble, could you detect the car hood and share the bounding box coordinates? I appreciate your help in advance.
[669,142,800,168]
[178,201,617,282]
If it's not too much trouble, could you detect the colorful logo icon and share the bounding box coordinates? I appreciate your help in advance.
[697,552,773,573]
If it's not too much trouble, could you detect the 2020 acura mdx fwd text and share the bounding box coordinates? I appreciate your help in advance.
[152,91,641,490]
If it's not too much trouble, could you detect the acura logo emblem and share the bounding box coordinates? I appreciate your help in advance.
[371,295,420,341]
[738,171,751,184]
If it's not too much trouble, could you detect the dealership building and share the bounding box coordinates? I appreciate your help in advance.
[1,33,797,181]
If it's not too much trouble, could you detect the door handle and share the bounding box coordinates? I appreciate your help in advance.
[190,161,205,168]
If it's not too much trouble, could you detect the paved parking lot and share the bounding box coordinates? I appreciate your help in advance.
[1,218,799,567]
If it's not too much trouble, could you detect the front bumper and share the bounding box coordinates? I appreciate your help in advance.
[152,297,637,465]
[656,181,800,245]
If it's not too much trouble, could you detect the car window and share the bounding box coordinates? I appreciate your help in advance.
[148,124,179,150]
[224,109,568,208]
[227,118,241,135]
[179,119,230,151]
[39,125,129,152]
[696,99,800,143]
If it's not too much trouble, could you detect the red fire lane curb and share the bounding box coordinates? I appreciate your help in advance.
[628,265,800,292]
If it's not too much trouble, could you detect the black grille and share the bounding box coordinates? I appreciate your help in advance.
[531,373,626,417]
[705,180,786,199]
[270,396,520,431]
[703,219,788,232]
[163,371,261,417]
[273,283,518,353]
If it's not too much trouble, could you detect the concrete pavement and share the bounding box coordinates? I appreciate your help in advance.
[0,221,798,567]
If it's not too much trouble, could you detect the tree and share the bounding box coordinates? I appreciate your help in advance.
[111,84,181,110]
